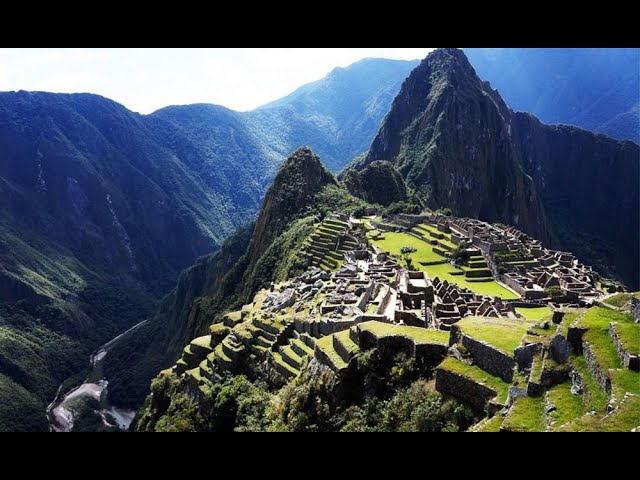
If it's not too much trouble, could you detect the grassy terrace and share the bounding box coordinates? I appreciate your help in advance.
[557,395,640,432]
[359,321,449,345]
[334,330,360,356]
[604,292,640,309]
[471,415,503,432]
[456,317,535,355]
[501,396,546,432]
[368,231,518,299]
[546,381,584,429]
[612,322,640,356]
[577,307,633,372]
[438,358,509,404]
[571,356,609,412]
[610,369,640,401]
[316,335,348,370]
[515,306,553,320]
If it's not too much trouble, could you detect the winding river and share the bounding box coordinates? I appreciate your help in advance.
[47,319,148,432]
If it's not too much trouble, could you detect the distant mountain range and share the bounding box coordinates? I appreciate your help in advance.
[465,48,640,143]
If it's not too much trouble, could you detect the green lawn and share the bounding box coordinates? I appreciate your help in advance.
[501,396,546,432]
[546,381,584,429]
[359,321,449,345]
[369,231,518,299]
[421,261,518,299]
[370,231,446,264]
[456,317,535,355]
[438,357,510,404]
[515,306,553,320]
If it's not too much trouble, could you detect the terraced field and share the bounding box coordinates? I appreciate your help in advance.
[301,218,357,272]
[368,229,518,299]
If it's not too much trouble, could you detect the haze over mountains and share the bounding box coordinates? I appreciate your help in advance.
[0,48,637,432]
[465,48,640,143]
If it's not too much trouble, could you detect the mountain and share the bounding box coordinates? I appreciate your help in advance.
[0,59,415,431]
[464,48,640,143]
[249,58,420,171]
[350,48,639,289]
[107,148,365,407]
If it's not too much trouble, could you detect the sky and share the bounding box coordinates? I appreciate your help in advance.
[0,48,435,114]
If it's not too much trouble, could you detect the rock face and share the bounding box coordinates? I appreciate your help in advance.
[359,48,549,241]
[356,48,639,288]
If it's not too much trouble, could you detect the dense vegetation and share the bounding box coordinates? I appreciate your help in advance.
[136,352,476,432]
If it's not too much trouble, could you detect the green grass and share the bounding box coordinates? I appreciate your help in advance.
[571,356,609,412]
[471,415,503,432]
[334,330,360,355]
[369,231,518,299]
[557,395,640,432]
[546,381,584,429]
[422,262,518,299]
[191,335,212,349]
[577,308,630,372]
[610,369,640,400]
[604,292,640,308]
[359,321,449,345]
[456,317,535,355]
[315,336,348,370]
[611,322,640,356]
[515,306,553,320]
[501,396,546,432]
[370,231,446,264]
[438,358,510,404]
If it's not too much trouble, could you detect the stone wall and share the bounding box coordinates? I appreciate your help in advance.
[435,368,498,411]
[632,297,640,323]
[609,323,640,371]
[461,334,515,382]
[582,340,611,393]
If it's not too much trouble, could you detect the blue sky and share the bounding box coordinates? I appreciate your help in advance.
[0,48,435,114]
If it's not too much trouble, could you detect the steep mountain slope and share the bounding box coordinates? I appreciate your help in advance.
[249,58,419,171]
[352,48,639,288]
[465,48,640,143]
[0,92,240,430]
[107,148,365,407]
[356,48,549,241]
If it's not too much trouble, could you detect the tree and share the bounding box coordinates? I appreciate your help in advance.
[545,285,564,299]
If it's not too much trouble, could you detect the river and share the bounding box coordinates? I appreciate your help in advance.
[47,319,148,432]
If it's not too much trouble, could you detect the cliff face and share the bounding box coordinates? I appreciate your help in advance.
[511,113,639,287]
[362,48,549,241]
[360,48,638,288]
